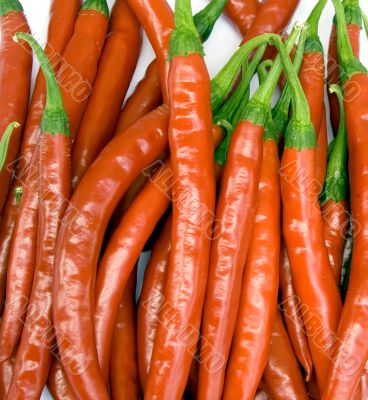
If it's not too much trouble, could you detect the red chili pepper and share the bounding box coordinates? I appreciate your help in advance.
[48,360,76,400]
[52,104,169,399]
[137,215,172,391]
[71,0,142,188]
[262,310,309,400]
[279,242,313,381]
[278,31,342,390]
[240,0,300,60]
[0,0,79,313]
[298,0,327,136]
[321,85,349,286]
[144,3,216,396]
[221,109,281,400]
[0,0,32,214]
[0,0,108,365]
[0,357,13,398]
[198,29,299,400]
[225,0,260,36]
[315,104,328,192]
[6,32,71,398]
[322,0,368,397]
[56,0,109,138]
[114,60,162,135]
[109,272,140,400]
[327,0,361,135]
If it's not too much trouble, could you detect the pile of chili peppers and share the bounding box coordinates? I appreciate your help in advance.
[0,0,368,398]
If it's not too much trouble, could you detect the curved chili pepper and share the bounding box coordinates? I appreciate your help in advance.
[225,0,260,36]
[48,359,76,400]
[52,104,169,399]
[137,215,172,391]
[321,0,368,397]
[278,31,342,391]
[222,108,280,400]
[5,32,71,399]
[0,0,108,366]
[327,0,361,135]
[320,85,349,286]
[94,125,223,386]
[263,309,309,400]
[315,104,328,192]
[198,29,299,400]
[298,0,327,136]
[114,0,228,134]
[240,0,300,59]
[279,242,313,381]
[71,0,141,188]
[0,0,79,314]
[144,3,216,397]
[0,357,13,398]
[57,0,109,138]
[109,272,140,400]
[0,0,32,214]
[114,60,162,135]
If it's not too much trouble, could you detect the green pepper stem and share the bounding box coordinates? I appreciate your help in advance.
[0,0,22,16]
[211,32,277,111]
[332,0,366,79]
[14,186,22,206]
[14,32,70,135]
[321,84,348,203]
[169,0,204,59]
[343,0,362,27]
[194,0,228,42]
[257,60,273,84]
[81,0,109,17]
[362,11,368,37]
[306,0,327,38]
[0,121,19,172]
[272,25,308,137]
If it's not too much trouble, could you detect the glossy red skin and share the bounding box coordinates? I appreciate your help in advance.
[114,60,162,136]
[71,0,142,188]
[222,139,280,400]
[48,359,76,400]
[94,159,172,381]
[127,0,173,103]
[322,74,368,400]
[137,216,171,391]
[281,148,342,391]
[328,23,360,135]
[263,310,309,400]
[145,53,215,400]
[299,52,325,136]
[198,120,263,400]
[0,147,40,363]
[109,272,140,400]
[315,105,328,191]
[0,0,79,315]
[0,10,32,214]
[322,199,348,285]
[7,134,71,398]
[225,0,260,36]
[57,9,108,138]
[279,242,313,381]
[0,357,14,398]
[52,105,169,400]
[240,0,300,59]
[360,363,368,400]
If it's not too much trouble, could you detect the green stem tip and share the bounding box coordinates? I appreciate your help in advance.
[0,0,23,16]
[169,0,204,60]
[14,32,70,135]
[14,186,22,206]
[362,11,368,38]
[0,121,19,172]
[81,0,109,18]
[193,0,228,42]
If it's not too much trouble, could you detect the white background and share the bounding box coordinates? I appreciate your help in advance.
[14,0,368,399]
